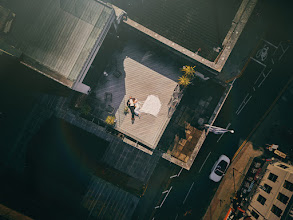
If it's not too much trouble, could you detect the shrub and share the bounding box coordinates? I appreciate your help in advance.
[124,106,129,115]
[181,65,196,78]
[80,104,92,115]
[178,75,191,87]
[105,116,116,125]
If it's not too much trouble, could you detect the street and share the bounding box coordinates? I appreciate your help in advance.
[151,44,292,220]
[138,1,293,219]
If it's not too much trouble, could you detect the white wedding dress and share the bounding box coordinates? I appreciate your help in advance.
[138,95,161,117]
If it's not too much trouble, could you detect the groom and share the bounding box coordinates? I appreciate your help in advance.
[127,96,139,124]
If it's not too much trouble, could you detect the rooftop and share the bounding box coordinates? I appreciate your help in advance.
[78,27,228,159]
[159,77,226,166]
[108,0,242,61]
[82,176,139,220]
[248,161,293,220]
[20,114,160,218]
[0,0,114,89]
[89,37,184,152]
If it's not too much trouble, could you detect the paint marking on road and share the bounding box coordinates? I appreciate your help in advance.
[279,46,289,61]
[162,190,169,194]
[225,37,265,84]
[254,68,266,85]
[250,57,266,67]
[199,152,211,173]
[217,123,231,142]
[278,42,286,51]
[237,95,252,115]
[262,39,278,48]
[243,93,249,101]
[265,69,272,77]
[253,87,255,91]
[206,82,234,136]
[258,69,272,88]
[170,167,184,178]
[183,182,194,204]
[175,213,179,220]
[236,93,249,114]
[236,93,250,114]
[275,41,290,61]
[271,58,274,64]
[232,75,293,161]
[258,76,267,88]
[279,42,290,53]
[160,186,173,208]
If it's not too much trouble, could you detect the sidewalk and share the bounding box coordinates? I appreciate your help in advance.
[203,141,263,220]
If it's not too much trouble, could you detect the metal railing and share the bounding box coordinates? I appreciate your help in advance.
[167,84,183,117]
[115,95,127,128]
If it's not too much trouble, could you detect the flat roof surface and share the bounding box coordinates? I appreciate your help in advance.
[22,116,143,219]
[2,0,113,82]
[82,176,139,220]
[109,0,242,61]
[158,78,225,152]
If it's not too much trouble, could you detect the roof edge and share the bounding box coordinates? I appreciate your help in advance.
[20,55,74,88]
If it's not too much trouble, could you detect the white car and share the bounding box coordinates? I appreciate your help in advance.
[209,155,230,182]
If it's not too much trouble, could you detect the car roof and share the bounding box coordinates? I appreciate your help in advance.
[218,155,230,163]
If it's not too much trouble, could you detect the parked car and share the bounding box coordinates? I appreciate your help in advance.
[209,155,230,182]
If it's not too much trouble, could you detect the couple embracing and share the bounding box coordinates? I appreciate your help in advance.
[127,96,141,124]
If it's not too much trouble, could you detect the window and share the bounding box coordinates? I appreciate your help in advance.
[215,160,228,176]
[257,195,266,205]
[263,184,272,193]
[278,164,289,169]
[271,205,282,217]
[283,180,293,191]
[251,210,259,219]
[277,192,289,204]
[268,173,278,182]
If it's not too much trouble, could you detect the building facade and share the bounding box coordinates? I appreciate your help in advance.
[248,161,293,219]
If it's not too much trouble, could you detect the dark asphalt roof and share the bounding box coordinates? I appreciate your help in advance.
[55,97,161,183]
[158,78,225,152]
[102,138,160,183]
[82,175,140,220]
[108,0,242,61]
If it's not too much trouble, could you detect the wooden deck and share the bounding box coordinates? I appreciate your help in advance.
[93,41,180,151]
[115,57,177,149]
